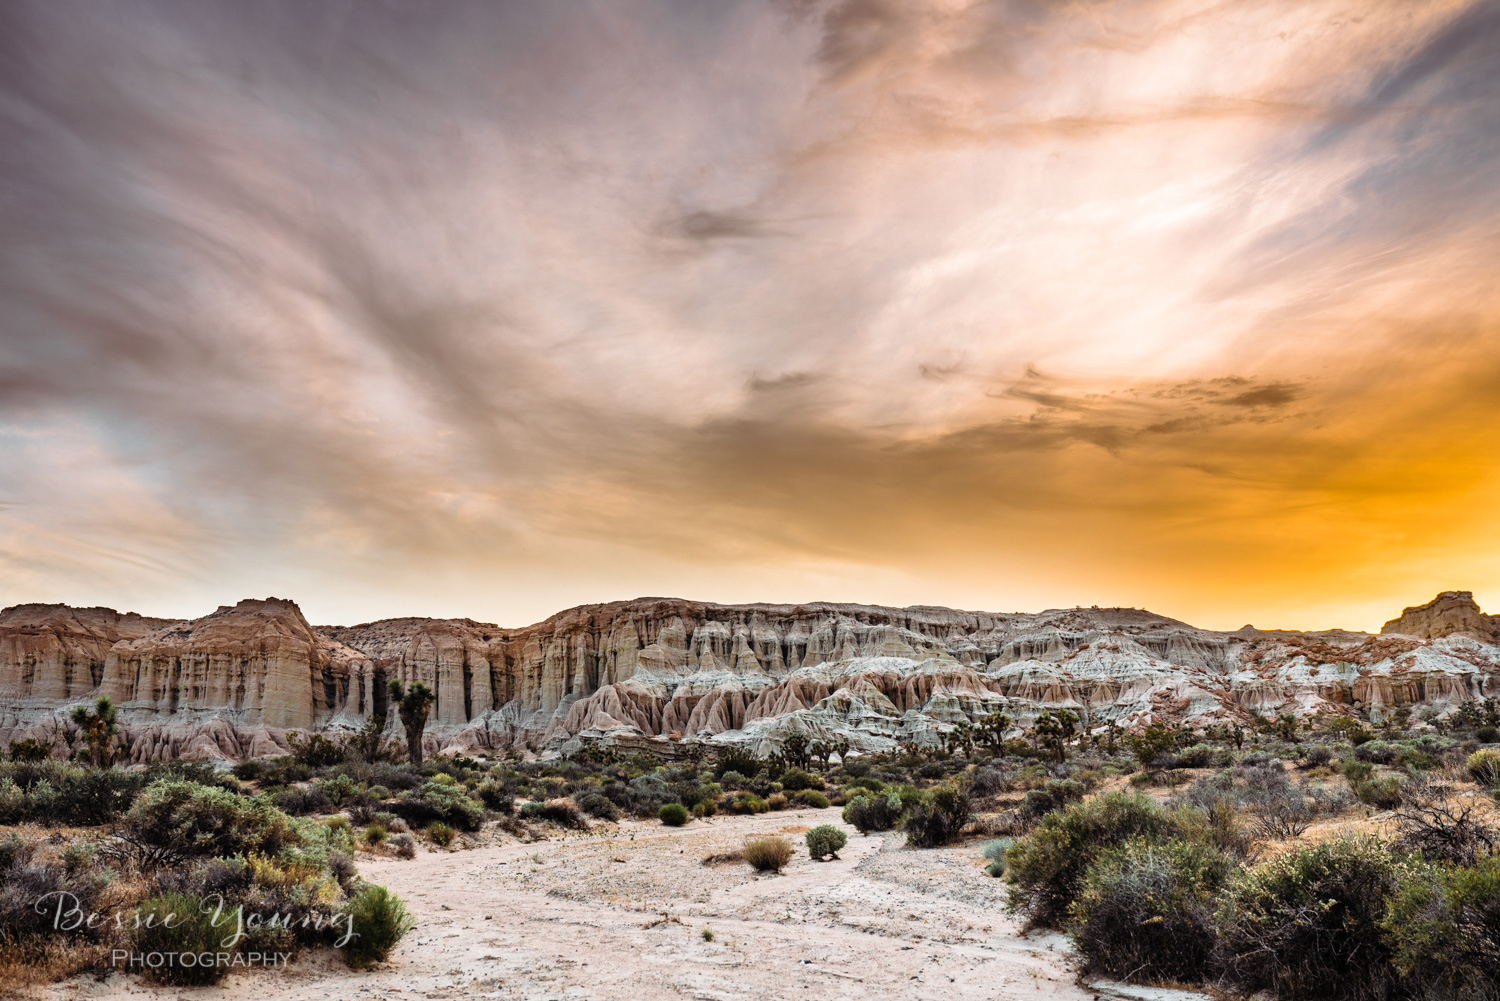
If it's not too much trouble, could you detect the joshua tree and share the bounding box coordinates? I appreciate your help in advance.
[780,733,811,770]
[1031,709,1079,763]
[387,678,435,767]
[70,695,119,768]
[977,711,1012,752]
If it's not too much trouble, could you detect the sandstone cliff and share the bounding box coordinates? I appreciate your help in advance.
[1380,591,1500,643]
[1,592,1497,761]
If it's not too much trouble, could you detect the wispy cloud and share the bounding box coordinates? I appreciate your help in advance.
[1,0,1497,630]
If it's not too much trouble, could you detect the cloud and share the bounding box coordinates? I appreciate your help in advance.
[1,0,1498,631]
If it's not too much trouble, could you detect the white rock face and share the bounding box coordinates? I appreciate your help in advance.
[1,594,1497,761]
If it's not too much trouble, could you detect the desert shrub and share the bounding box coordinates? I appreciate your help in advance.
[324,814,350,832]
[426,822,455,847]
[1005,791,1173,928]
[713,746,762,780]
[388,833,416,859]
[475,779,513,813]
[1021,778,1085,817]
[970,767,1008,797]
[0,859,108,947]
[133,892,232,986]
[1352,774,1405,809]
[796,790,830,808]
[745,837,794,872]
[121,780,300,864]
[842,792,902,832]
[1477,725,1500,744]
[658,803,689,826]
[573,791,620,820]
[363,822,388,845]
[1170,743,1221,769]
[316,773,361,807]
[1466,748,1500,787]
[718,769,748,789]
[231,758,267,782]
[288,732,345,770]
[518,798,587,829]
[1356,741,1399,764]
[693,798,717,817]
[805,824,847,860]
[903,783,971,848]
[1300,745,1333,769]
[1216,836,1402,1001]
[982,838,1013,877]
[1069,837,1233,982]
[779,767,823,792]
[1382,855,1500,1000]
[727,793,768,815]
[328,761,422,793]
[389,780,484,831]
[0,830,31,870]
[1340,759,1375,784]
[342,884,415,970]
[274,784,335,816]
[1392,799,1499,866]
[766,792,789,810]
[0,760,148,826]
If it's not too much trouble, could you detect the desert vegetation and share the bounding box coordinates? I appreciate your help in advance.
[6,693,1500,995]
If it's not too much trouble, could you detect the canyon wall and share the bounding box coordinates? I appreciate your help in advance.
[1,591,1497,761]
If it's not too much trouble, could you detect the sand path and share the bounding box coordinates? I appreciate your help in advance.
[46,808,1113,1001]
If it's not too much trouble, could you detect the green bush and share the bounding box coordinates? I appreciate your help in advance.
[519,798,588,829]
[779,767,823,792]
[904,782,971,848]
[1069,838,1233,982]
[573,790,620,820]
[1022,778,1086,817]
[1352,774,1405,809]
[342,884,415,970]
[744,837,794,872]
[1005,791,1172,928]
[796,789,830,808]
[842,792,901,832]
[1466,748,1500,787]
[474,779,512,813]
[726,793,768,815]
[1477,725,1500,744]
[1382,855,1500,1000]
[390,780,485,831]
[363,822,387,845]
[133,892,233,986]
[1216,836,1402,1001]
[805,824,847,860]
[658,803,689,826]
[982,838,1012,877]
[426,822,455,847]
[123,780,300,861]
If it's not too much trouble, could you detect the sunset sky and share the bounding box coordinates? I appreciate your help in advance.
[3,0,1499,632]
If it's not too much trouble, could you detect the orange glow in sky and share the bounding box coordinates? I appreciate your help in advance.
[2,1,1498,630]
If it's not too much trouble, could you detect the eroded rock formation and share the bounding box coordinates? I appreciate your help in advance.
[1,592,1497,761]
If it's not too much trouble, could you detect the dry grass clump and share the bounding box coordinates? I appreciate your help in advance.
[744,837,794,872]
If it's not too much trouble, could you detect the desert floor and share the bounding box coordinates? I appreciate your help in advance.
[41,807,1203,1001]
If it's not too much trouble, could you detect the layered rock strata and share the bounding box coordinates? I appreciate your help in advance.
[1,592,1497,761]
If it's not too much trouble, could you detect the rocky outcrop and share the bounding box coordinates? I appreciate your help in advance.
[1,592,1497,761]
[1381,591,1500,643]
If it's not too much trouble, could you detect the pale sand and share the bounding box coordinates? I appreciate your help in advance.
[41,808,1167,1001]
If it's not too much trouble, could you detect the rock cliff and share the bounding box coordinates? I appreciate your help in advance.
[1,592,1497,761]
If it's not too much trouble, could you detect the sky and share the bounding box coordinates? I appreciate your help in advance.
[2,0,1499,632]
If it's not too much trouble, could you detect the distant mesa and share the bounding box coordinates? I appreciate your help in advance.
[1380,590,1500,643]
[0,591,1495,763]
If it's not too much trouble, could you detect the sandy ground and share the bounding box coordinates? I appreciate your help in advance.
[32,806,1176,1001]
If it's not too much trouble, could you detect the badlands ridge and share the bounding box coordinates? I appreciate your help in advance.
[0,591,1496,763]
